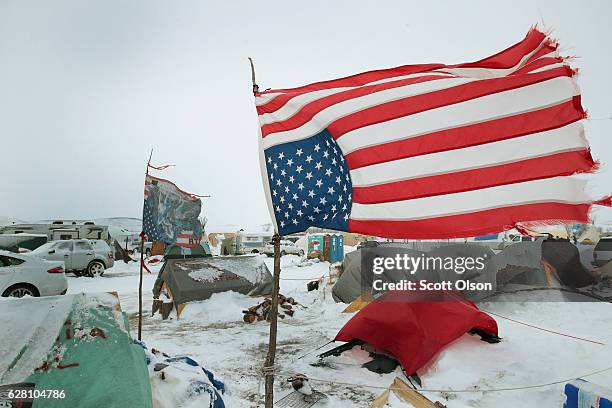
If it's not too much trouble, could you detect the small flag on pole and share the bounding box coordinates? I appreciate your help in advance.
[255,27,610,239]
[143,174,203,245]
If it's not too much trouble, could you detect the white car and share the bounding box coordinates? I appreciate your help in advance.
[0,251,68,298]
[263,240,304,257]
[30,239,114,277]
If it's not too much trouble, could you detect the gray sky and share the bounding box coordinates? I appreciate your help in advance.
[1,0,611,227]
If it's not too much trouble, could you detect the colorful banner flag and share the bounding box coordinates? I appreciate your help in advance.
[255,28,610,239]
[143,174,202,246]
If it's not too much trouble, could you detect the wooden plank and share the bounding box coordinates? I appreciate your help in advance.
[391,378,446,408]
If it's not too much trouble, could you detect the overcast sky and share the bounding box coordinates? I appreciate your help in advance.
[1,0,611,227]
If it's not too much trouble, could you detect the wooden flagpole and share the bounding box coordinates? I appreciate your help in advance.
[249,57,280,408]
[138,148,154,341]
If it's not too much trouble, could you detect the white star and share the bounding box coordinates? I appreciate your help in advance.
[285,186,290,193]
[325,168,332,176]
[292,219,298,225]
[308,216,315,221]
[335,176,341,184]
[320,197,327,205]
[314,207,321,213]
[338,195,343,203]
[276,205,281,212]
[331,204,336,212]
[323,150,329,158]
[342,203,347,211]
[302,200,309,207]
[280,221,285,227]
[273,162,278,170]
[325,140,330,147]
[272,189,277,196]
[289,175,295,183]
[280,169,286,177]
[276,179,282,187]
[280,196,285,203]
[287,158,293,167]
[315,179,323,188]
[284,211,289,219]
[298,183,305,191]
[339,166,344,173]
[296,148,303,156]
[278,152,285,160]
[343,184,347,192]
[305,155,313,163]
[343,213,349,221]
[327,186,335,194]
[292,193,298,201]
[323,214,329,221]
[315,162,322,170]
[308,190,315,198]
[314,144,320,152]
[267,156,272,163]
[296,165,303,173]
[288,203,293,210]
[297,210,303,216]
[306,172,313,180]
[331,158,337,165]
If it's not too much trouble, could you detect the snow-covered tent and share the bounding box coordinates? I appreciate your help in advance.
[0,293,152,408]
[152,255,274,318]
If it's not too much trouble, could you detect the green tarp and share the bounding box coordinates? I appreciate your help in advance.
[0,293,152,408]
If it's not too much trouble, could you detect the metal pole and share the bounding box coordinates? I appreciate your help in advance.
[138,149,153,342]
[264,233,281,407]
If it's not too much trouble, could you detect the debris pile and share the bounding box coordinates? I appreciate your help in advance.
[242,294,298,323]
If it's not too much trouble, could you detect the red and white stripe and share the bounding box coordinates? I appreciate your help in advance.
[257,28,608,238]
[176,232,197,248]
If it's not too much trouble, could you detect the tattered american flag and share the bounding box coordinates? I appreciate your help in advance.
[255,28,610,239]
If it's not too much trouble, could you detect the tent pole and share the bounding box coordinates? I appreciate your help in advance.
[138,149,153,342]
[264,233,281,407]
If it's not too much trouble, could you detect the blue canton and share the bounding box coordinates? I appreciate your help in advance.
[264,129,352,235]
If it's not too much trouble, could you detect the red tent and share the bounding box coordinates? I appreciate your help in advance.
[335,291,499,375]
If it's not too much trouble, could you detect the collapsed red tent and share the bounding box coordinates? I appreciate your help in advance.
[333,291,500,375]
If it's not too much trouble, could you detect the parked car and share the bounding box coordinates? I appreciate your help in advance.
[593,236,612,267]
[263,240,304,257]
[30,239,114,277]
[0,251,67,297]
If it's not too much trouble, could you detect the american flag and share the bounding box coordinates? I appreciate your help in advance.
[256,28,610,239]
[143,174,203,244]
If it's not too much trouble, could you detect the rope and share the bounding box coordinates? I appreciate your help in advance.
[265,364,612,393]
[482,309,605,345]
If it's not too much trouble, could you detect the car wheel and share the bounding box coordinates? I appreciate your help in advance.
[251,249,259,254]
[73,270,84,277]
[87,261,105,278]
[280,250,286,256]
[298,250,304,256]
[2,284,39,298]
[145,248,152,257]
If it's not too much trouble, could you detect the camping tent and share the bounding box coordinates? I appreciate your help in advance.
[332,242,496,303]
[333,239,597,305]
[152,255,274,317]
[331,290,499,376]
[0,293,152,408]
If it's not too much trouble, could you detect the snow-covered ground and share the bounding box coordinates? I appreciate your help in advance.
[67,255,612,407]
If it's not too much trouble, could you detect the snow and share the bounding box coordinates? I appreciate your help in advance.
[63,256,612,408]
[0,293,122,384]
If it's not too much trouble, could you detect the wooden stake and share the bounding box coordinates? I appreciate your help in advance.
[264,233,281,407]
[138,148,154,341]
